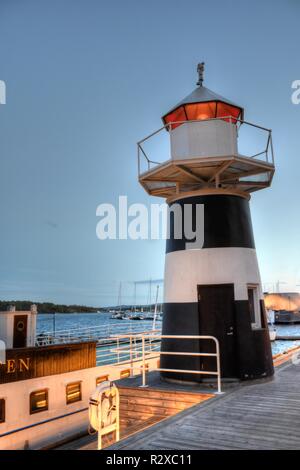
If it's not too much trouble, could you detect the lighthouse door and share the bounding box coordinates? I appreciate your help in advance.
[198,284,237,378]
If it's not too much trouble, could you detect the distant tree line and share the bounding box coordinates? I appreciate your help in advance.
[0,300,105,314]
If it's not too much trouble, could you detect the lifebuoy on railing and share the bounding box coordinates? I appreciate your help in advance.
[89,381,120,450]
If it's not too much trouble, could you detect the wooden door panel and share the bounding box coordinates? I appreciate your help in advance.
[198,284,237,377]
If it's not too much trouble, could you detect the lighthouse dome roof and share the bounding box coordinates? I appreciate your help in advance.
[170,85,242,111]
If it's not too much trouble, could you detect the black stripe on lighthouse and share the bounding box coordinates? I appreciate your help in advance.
[166,194,255,253]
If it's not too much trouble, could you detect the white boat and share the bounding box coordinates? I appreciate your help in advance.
[128,314,144,320]
[0,305,162,450]
[140,311,154,320]
[110,312,125,320]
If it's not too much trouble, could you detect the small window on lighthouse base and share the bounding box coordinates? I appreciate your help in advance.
[248,285,261,329]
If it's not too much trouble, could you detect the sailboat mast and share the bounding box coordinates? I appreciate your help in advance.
[117,281,122,313]
[134,281,137,313]
[152,284,159,330]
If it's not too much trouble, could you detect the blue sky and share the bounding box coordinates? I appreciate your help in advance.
[0,0,299,306]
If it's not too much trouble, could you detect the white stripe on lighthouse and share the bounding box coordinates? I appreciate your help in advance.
[164,247,263,304]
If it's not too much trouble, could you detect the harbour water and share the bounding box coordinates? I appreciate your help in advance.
[271,324,300,355]
[37,312,113,333]
[37,312,162,367]
[37,313,300,356]
[37,312,161,334]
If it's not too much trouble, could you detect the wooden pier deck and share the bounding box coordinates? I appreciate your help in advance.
[56,349,300,451]
[108,360,300,450]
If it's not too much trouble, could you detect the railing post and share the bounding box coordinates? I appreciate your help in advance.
[97,402,102,450]
[134,336,137,359]
[117,338,120,363]
[137,144,141,176]
[215,338,222,394]
[140,335,148,387]
[270,132,275,165]
[129,336,133,377]
[116,387,120,443]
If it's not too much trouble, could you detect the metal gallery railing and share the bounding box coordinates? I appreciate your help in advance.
[137,116,275,175]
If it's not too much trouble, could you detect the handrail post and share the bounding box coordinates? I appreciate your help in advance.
[215,338,222,394]
[97,402,102,450]
[270,132,275,165]
[137,144,140,176]
[129,335,133,377]
[116,387,120,443]
[140,335,148,387]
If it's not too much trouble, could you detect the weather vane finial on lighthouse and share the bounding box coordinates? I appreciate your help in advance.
[196,62,205,87]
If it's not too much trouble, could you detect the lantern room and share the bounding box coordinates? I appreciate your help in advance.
[162,85,244,129]
[138,63,275,199]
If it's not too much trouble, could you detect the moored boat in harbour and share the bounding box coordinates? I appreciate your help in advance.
[269,326,277,342]
[0,305,161,450]
[265,293,300,324]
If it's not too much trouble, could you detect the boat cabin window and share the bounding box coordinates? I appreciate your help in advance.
[30,389,48,414]
[120,369,131,379]
[66,382,82,404]
[96,375,109,386]
[248,285,261,329]
[0,399,5,423]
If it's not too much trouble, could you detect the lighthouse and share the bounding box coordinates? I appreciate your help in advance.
[138,64,275,381]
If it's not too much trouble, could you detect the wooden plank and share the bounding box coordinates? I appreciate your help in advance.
[118,386,212,400]
[121,403,186,416]
[120,398,203,410]
[120,394,210,405]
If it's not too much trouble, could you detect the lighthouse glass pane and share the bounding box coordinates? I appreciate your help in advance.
[164,106,187,129]
[0,399,5,423]
[30,389,48,414]
[66,382,82,404]
[185,102,217,120]
[217,103,241,123]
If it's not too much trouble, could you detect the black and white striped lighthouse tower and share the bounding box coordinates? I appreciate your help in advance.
[138,64,275,381]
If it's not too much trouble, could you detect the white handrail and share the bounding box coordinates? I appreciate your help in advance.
[111,333,222,394]
[35,327,222,393]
